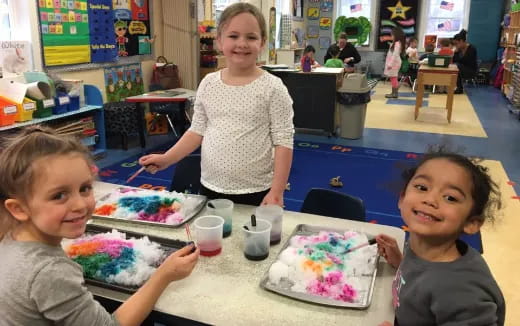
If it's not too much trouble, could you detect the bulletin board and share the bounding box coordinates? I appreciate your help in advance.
[377,0,420,50]
[37,0,152,67]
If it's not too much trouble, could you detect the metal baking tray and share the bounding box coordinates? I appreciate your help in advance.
[75,224,189,294]
[259,224,380,309]
[93,187,206,228]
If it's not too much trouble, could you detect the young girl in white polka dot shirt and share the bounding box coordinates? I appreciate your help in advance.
[140,3,294,207]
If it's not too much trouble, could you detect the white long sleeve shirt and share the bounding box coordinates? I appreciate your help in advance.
[189,70,294,194]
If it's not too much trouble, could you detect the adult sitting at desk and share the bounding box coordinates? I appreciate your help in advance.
[452,29,478,94]
[324,32,361,69]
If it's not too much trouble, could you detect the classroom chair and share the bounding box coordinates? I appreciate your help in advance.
[148,84,186,137]
[169,154,201,194]
[300,188,366,222]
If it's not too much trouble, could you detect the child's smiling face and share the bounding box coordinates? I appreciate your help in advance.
[18,154,95,245]
[217,12,264,70]
[399,158,481,241]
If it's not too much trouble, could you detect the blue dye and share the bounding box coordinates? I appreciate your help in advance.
[99,247,136,278]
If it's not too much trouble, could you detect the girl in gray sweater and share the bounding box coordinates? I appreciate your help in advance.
[376,147,505,326]
[0,127,199,326]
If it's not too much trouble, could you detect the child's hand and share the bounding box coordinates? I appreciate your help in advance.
[379,321,393,326]
[375,234,403,268]
[157,244,199,282]
[138,154,170,174]
[261,190,284,207]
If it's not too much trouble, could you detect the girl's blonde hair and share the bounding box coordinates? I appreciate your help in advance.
[0,126,93,240]
[217,2,267,42]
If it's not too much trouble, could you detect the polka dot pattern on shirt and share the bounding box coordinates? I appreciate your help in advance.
[189,71,294,194]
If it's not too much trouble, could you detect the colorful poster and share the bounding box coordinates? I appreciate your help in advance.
[131,0,149,20]
[113,0,131,20]
[88,0,117,63]
[307,7,320,20]
[319,17,331,30]
[0,41,33,76]
[307,25,319,38]
[114,1,151,57]
[104,63,144,102]
[424,34,437,48]
[320,0,333,12]
[377,0,420,50]
[38,0,90,66]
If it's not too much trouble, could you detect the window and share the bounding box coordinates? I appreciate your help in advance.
[425,0,468,38]
[0,0,11,40]
[336,0,372,46]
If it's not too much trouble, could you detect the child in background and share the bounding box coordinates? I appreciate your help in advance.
[405,37,419,63]
[376,147,505,326]
[324,44,344,68]
[438,38,455,57]
[140,3,294,207]
[301,45,321,71]
[0,127,199,326]
[384,27,406,98]
[419,43,435,61]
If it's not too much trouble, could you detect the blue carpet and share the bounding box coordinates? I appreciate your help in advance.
[386,98,428,106]
[98,141,482,252]
[398,92,429,98]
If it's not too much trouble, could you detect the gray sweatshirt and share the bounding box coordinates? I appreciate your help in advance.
[0,236,119,326]
[394,240,505,326]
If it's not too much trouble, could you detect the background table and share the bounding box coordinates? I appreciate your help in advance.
[415,64,459,123]
[125,88,196,147]
[90,181,405,325]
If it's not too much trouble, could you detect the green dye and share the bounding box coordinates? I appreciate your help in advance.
[73,253,111,279]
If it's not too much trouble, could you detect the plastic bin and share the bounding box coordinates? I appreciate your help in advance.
[336,73,372,139]
[15,98,36,122]
[427,55,451,68]
[0,97,17,126]
[54,93,70,114]
[68,95,80,111]
[31,98,55,118]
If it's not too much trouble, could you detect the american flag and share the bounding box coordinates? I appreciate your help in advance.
[350,3,362,13]
[440,1,454,11]
[438,20,460,32]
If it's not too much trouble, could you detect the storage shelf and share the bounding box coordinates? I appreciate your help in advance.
[200,32,216,39]
[0,84,106,157]
[0,105,101,131]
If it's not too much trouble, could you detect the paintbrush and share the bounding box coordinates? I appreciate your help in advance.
[184,223,196,253]
[126,166,146,184]
[345,238,377,254]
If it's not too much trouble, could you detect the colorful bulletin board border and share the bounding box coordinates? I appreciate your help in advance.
[377,0,420,50]
[104,63,144,103]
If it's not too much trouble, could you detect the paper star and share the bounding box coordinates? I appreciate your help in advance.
[387,0,411,20]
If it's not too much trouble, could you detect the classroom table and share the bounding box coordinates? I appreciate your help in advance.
[125,88,196,147]
[414,64,459,123]
[89,181,405,325]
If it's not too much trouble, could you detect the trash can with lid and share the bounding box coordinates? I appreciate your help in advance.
[336,73,372,139]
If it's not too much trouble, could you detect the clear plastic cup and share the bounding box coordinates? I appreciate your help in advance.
[242,219,271,261]
[193,215,224,257]
[255,205,284,245]
[206,199,233,238]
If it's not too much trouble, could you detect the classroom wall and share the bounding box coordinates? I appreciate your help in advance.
[467,0,505,62]
[27,0,164,102]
